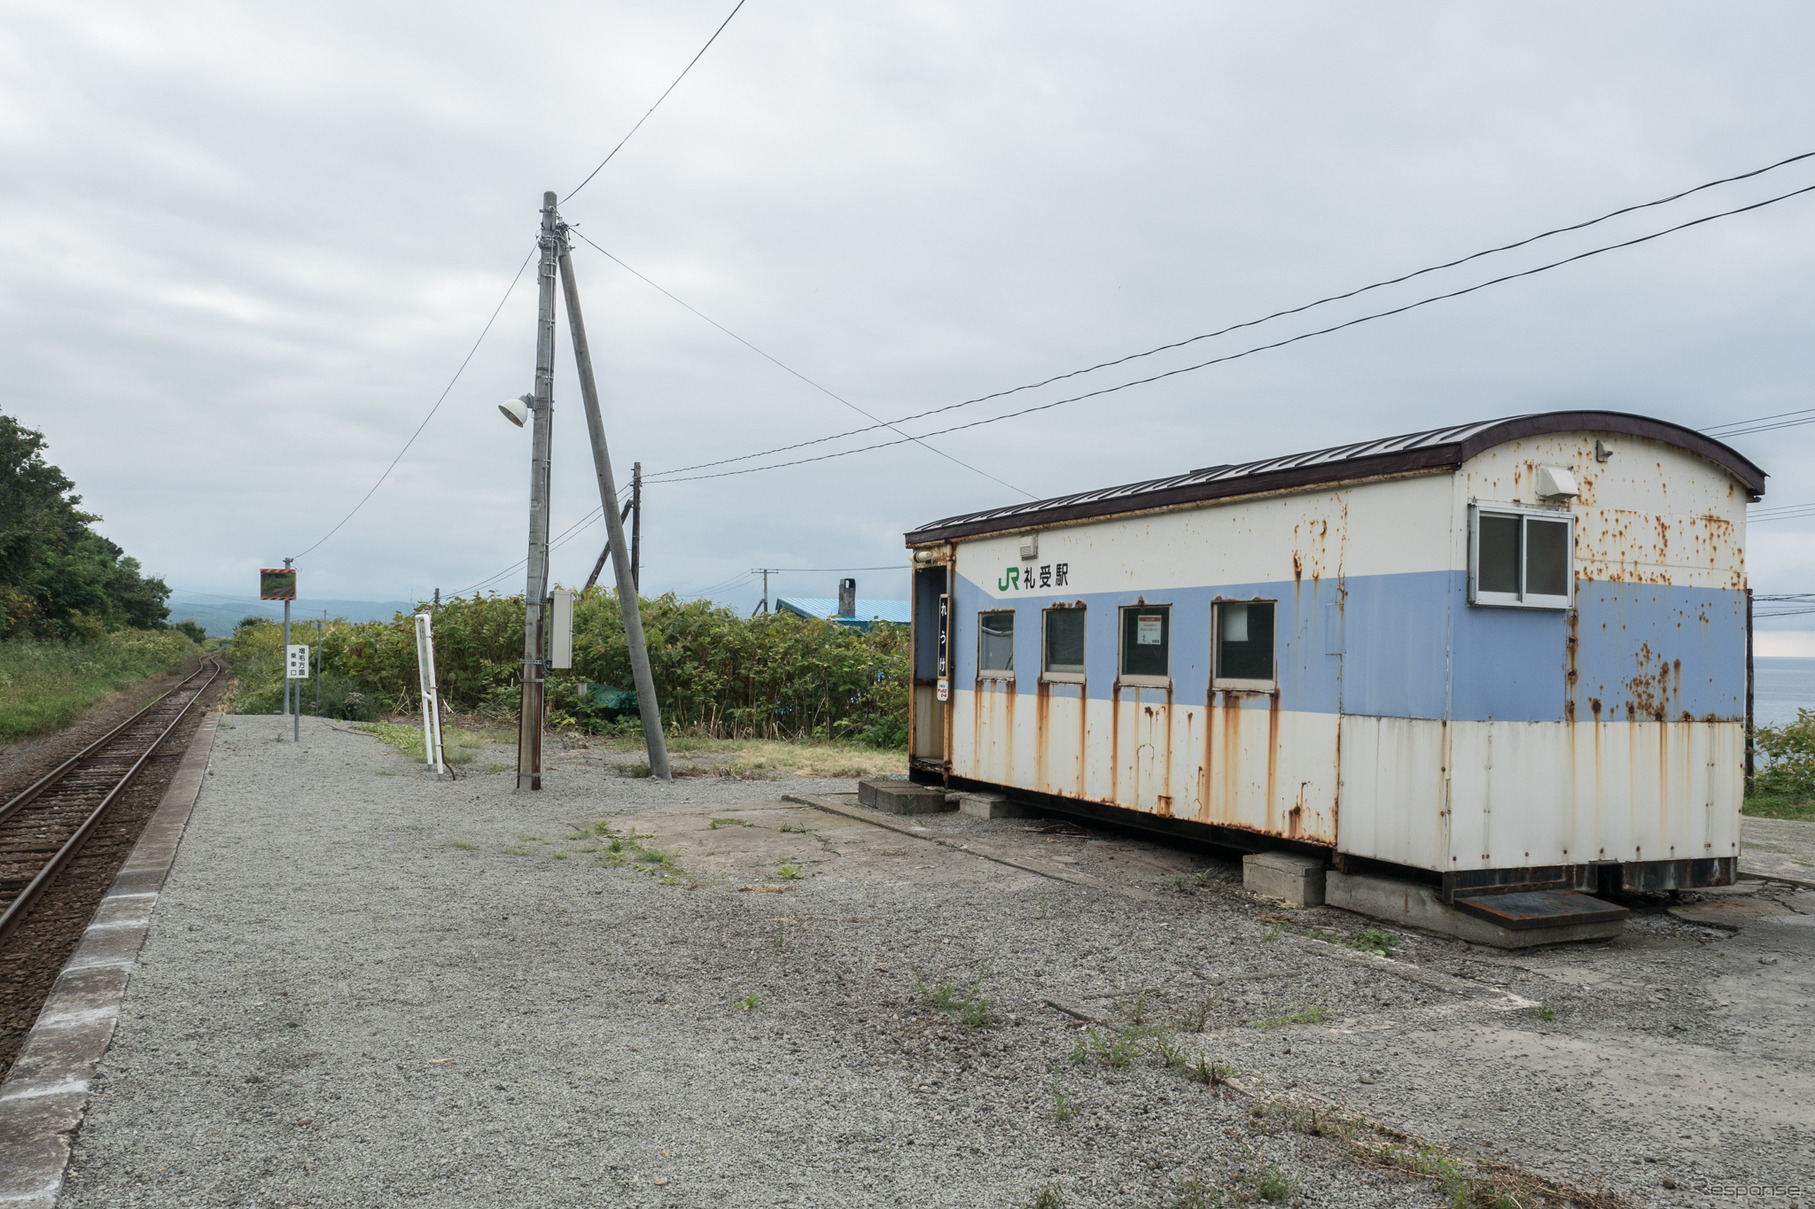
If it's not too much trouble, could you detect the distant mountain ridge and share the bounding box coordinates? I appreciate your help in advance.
[166,592,419,637]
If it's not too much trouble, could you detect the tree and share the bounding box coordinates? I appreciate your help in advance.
[0,408,170,638]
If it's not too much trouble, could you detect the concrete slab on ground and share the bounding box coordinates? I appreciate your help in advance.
[1325,871,1626,948]
[1242,851,1327,907]
[856,778,955,815]
[1741,815,1815,888]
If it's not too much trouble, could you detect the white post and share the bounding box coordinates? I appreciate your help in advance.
[415,612,447,779]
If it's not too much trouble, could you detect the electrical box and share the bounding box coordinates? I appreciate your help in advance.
[550,589,574,669]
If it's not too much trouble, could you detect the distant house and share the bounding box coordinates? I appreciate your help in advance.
[775,597,909,632]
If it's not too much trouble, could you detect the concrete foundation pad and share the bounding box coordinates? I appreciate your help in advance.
[857,779,955,815]
[956,792,1036,820]
[1242,851,1327,907]
[1326,870,1625,948]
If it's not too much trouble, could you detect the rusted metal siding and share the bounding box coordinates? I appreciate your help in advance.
[921,424,1750,879]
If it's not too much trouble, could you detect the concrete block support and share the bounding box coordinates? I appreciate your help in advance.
[1326,870,1626,949]
[857,779,956,816]
[957,792,1036,820]
[1242,851,1327,906]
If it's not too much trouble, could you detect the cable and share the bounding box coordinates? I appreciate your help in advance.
[767,565,901,572]
[567,229,1033,498]
[654,180,1815,485]
[1705,408,1815,440]
[292,243,538,561]
[646,149,1815,482]
[562,0,749,205]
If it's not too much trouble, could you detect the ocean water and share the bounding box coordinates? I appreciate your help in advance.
[1754,656,1815,729]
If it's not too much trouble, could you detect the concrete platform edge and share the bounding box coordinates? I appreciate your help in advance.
[0,710,221,1209]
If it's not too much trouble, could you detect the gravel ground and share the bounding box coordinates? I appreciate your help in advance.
[58,714,1815,1208]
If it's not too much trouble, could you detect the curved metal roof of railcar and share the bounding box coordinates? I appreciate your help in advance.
[904,410,1766,545]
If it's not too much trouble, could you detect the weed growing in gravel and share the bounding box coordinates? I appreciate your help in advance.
[708,817,754,830]
[912,965,994,1028]
[1048,1073,1075,1122]
[1114,993,1152,1025]
[448,839,479,851]
[1176,995,1223,1032]
[1534,1000,1556,1022]
[1071,1026,1140,1068]
[1246,1005,1327,1029]
[1251,1100,1570,1209]
[1018,1181,1065,1209]
[1350,928,1400,957]
[481,760,509,775]
[1187,1055,1238,1092]
[776,921,786,950]
[1154,1031,1190,1071]
[1238,1153,1295,1203]
[736,992,760,1011]
[776,862,803,880]
[1156,1175,1228,1208]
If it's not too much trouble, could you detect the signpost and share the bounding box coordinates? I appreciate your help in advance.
[261,564,299,741]
[414,612,447,780]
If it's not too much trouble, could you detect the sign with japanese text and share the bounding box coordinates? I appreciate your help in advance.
[997,563,1069,593]
[1136,614,1164,645]
[286,644,311,680]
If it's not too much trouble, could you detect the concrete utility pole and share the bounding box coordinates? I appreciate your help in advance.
[555,220,671,781]
[516,192,561,791]
[630,461,642,592]
[750,568,773,617]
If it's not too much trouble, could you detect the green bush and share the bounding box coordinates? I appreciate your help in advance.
[224,589,910,746]
[1752,710,1815,798]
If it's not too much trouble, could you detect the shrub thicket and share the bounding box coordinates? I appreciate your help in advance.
[1753,709,1815,798]
[227,588,909,746]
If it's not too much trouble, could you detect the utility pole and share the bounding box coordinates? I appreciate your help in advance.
[516,191,560,791]
[750,568,774,617]
[583,497,635,592]
[315,613,323,716]
[554,219,671,781]
[630,461,642,592]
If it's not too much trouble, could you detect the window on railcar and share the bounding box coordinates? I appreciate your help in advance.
[1120,605,1170,681]
[1470,505,1573,609]
[1043,606,1086,678]
[978,610,1015,676]
[1214,600,1276,687]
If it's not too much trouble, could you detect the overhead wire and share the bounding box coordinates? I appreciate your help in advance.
[292,242,538,561]
[651,179,1815,485]
[562,0,749,205]
[566,228,1033,498]
[644,149,1815,482]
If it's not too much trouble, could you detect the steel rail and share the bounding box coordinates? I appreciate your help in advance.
[0,660,214,829]
[0,657,221,943]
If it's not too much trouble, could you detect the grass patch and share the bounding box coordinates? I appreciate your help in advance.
[1247,1005,1328,1029]
[1071,1025,1141,1068]
[1018,1181,1065,1209]
[1534,1000,1556,1022]
[356,721,484,765]
[481,760,510,775]
[0,630,195,740]
[608,735,908,779]
[736,991,761,1011]
[1742,788,1815,822]
[448,839,480,851]
[1349,928,1400,958]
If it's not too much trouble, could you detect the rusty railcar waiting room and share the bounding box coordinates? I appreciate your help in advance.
[904,411,1762,907]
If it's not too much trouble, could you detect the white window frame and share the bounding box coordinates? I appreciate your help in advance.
[1212,599,1278,693]
[976,609,1016,680]
[1041,605,1087,684]
[1117,603,1172,689]
[1468,502,1575,610]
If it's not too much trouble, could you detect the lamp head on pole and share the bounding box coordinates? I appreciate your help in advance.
[498,394,533,427]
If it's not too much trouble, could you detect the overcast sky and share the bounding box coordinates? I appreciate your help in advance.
[3,2,1812,639]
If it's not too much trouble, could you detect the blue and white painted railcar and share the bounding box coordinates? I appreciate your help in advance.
[904,411,1762,898]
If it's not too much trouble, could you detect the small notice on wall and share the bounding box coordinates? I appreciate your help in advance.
[1136,614,1163,645]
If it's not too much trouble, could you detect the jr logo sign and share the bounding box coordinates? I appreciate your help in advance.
[998,563,1068,592]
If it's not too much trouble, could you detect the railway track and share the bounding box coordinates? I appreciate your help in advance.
[0,657,221,943]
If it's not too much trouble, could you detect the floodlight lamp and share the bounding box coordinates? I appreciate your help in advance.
[498,394,532,427]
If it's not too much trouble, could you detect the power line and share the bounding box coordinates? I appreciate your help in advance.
[653,179,1815,485]
[645,149,1815,483]
[292,243,538,561]
[562,0,749,205]
[1706,407,1815,440]
[567,228,1033,498]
